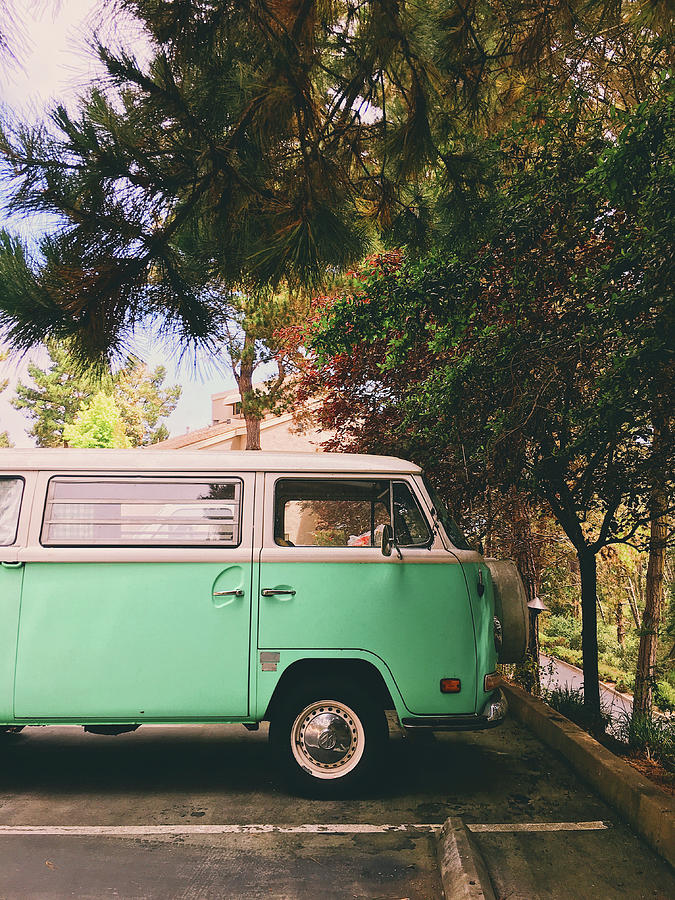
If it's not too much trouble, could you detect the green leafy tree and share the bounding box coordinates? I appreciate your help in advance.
[63,391,131,448]
[215,288,307,449]
[11,342,181,447]
[111,356,182,446]
[302,92,674,723]
[590,93,675,720]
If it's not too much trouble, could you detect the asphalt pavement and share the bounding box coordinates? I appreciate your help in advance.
[0,715,673,899]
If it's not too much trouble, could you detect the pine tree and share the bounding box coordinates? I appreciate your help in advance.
[11,343,181,447]
[2,1,670,370]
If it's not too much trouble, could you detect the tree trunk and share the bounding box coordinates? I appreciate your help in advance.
[244,414,261,450]
[484,486,493,558]
[633,489,668,718]
[625,576,641,628]
[513,497,540,695]
[633,394,671,720]
[616,598,625,648]
[596,595,606,624]
[578,548,601,724]
[235,332,262,451]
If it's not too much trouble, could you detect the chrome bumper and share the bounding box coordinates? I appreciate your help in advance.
[400,689,508,732]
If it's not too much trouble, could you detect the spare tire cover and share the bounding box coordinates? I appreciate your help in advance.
[485,559,529,664]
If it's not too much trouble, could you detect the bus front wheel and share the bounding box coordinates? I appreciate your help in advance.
[269,680,388,797]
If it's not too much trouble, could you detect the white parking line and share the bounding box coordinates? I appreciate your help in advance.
[0,821,609,837]
[467,821,608,833]
[0,824,442,836]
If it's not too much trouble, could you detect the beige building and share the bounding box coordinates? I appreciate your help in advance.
[154,386,330,452]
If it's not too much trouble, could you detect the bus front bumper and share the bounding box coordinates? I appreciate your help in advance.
[400,689,507,732]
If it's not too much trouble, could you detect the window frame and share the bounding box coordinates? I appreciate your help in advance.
[40,475,244,549]
[273,476,433,550]
[0,476,25,548]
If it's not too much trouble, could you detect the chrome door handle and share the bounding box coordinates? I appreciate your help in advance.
[261,588,296,597]
[1,561,23,569]
[212,589,244,597]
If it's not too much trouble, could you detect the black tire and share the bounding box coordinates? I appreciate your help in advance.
[269,679,388,797]
[0,726,24,735]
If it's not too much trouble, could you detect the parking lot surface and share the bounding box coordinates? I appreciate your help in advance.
[0,716,673,898]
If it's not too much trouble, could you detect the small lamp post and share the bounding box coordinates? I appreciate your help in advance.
[527,595,547,695]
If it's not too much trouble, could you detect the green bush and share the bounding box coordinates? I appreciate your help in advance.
[543,615,582,651]
[615,674,635,694]
[615,711,675,773]
[543,684,611,734]
[601,651,622,670]
[552,646,583,667]
[617,633,639,669]
[655,680,675,712]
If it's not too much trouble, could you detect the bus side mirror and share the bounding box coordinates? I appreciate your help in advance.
[381,523,394,557]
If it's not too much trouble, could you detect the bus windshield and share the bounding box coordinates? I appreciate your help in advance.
[421,475,472,551]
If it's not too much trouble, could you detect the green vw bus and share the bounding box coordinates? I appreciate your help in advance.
[0,449,527,795]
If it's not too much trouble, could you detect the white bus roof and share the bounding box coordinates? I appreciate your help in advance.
[0,448,421,475]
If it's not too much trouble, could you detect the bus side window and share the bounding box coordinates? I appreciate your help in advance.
[275,479,391,548]
[41,477,243,547]
[0,477,24,546]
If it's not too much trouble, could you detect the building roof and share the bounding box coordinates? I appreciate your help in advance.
[150,408,312,450]
[150,419,248,450]
[0,448,421,475]
[153,397,324,451]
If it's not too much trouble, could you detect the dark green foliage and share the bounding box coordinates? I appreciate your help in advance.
[305,87,675,720]
[615,710,675,772]
[543,682,612,735]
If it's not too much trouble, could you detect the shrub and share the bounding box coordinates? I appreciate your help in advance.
[655,680,675,712]
[615,674,635,694]
[552,646,583,667]
[543,615,582,651]
[543,684,612,734]
[601,651,622,670]
[615,711,675,773]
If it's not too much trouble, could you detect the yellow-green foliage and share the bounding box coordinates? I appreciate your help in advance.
[63,392,131,449]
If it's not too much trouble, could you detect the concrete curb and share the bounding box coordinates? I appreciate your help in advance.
[502,681,675,868]
[436,817,496,900]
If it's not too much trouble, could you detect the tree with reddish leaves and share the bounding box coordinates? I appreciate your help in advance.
[290,93,674,727]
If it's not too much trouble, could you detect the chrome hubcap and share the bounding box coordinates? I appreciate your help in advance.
[291,701,365,780]
[304,711,352,763]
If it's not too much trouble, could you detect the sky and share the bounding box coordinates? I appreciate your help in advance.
[0,1,239,447]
